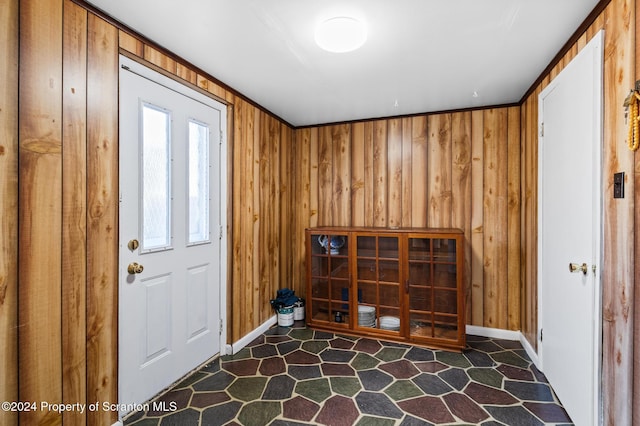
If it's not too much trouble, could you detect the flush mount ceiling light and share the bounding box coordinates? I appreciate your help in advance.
[315,17,367,53]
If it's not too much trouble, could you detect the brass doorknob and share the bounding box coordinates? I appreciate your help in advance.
[127,262,144,274]
[569,262,588,275]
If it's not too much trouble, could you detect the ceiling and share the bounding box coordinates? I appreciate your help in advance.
[86,0,601,127]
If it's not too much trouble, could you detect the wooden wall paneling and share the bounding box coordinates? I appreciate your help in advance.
[118,29,143,57]
[143,44,176,74]
[232,98,259,339]
[0,1,18,425]
[587,11,606,42]
[250,106,261,331]
[351,122,366,226]
[197,74,227,104]
[332,124,352,226]
[387,118,403,228]
[373,120,388,226]
[410,116,428,228]
[62,1,88,424]
[363,122,375,226]
[309,127,319,227]
[228,95,238,341]
[279,124,294,294]
[19,1,64,424]
[601,0,635,423]
[176,63,198,85]
[231,98,247,340]
[258,111,271,322]
[506,106,521,331]
[265,113,282,319]
[577,31,588,52]
[224,89,235,105]
[86,12,119,425]
[520,96,537,345]
[566,44,579,66]
[451,112,472,325]
[274,119,284,308]
[549,56,561,82]
[225,100,235,343]
[482,108,508,329]
[293,128,311,295]
[280,121,288,296]
[527,87,542,349]
[400,118,413,227]
[427,114,452,228]
[289,127,299,294]
[470,110,484,326]
[318,126,333,225]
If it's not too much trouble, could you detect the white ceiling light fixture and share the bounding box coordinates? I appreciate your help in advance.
[315,16,367,53]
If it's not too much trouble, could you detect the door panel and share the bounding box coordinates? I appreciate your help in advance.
[538,30,602,426]
[143,274,172,363]
[187,265,209,340]
[119,56,226,415]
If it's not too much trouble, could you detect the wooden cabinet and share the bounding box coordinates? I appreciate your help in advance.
[306,227,465,351]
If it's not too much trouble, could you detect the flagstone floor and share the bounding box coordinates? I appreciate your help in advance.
[123,322,572,426]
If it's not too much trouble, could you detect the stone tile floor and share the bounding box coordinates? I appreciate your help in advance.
[124,322,572,426]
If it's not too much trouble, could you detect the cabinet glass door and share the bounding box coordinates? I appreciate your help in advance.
[355,235,401,332]
[309,233,349,326]
[407,237,458,340]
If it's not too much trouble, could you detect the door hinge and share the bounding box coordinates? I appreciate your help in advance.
[219,321,224,335]
[540,122,544,137]
[220,130,223,145]
[540,328,543,342]
[219,225,223,240]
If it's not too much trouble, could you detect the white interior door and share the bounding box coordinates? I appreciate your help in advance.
[118,56,227,415]
[538,31,602,426]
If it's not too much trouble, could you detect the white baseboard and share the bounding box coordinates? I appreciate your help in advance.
[227,321,540,363]
[519,333,541,369]
[466,325,540,369]
[465,325,520,341]
[228,315,277,355]
[112,421,123,426]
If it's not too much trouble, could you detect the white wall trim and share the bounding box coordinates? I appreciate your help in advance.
[225,315,277,355]
[519,332,541,369]
[465,325,520,341]
[466,325,540,369]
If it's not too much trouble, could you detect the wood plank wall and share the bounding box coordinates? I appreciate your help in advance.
[521,0,636,423]
[229,98,294,339]
[292,109,522,331]
[86,12,119,426]
[19,2,65,425]
[13,1,121,424]
[0,1,19,426]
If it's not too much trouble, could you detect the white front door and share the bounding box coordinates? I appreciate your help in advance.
[538,31,603,426]
[118,56,227,415]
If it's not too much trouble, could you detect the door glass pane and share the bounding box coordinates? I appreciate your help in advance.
[141,103,171,251]
[188,120,210,244]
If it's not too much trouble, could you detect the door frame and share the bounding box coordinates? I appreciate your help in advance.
[117,54,229,405]
[537,30,603,424]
